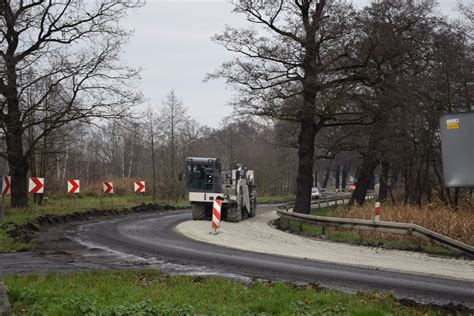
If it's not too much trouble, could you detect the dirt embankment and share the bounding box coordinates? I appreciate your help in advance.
[6,203,184,245]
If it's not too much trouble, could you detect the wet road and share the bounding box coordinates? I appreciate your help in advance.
[66,210,474,308]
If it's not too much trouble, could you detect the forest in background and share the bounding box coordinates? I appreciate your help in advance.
[0,0,472,210]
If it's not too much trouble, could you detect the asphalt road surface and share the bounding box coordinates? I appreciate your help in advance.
[63,209,474,308]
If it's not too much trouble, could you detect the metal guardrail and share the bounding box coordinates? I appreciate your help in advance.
[278,195,474,258]
[283,193,377,212]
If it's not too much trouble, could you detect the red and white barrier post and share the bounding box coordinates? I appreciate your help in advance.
[134,181,145,204]
[0,176,11,224]
[103,181,114,208]
[68,179,80,211]
[2,176,11,196]
[210,199,222,235]
[374,202,381,223]
[29,177,45,216]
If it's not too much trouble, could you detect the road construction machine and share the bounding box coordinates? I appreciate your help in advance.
[185,157,257,222]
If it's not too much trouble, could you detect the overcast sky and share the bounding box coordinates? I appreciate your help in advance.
[122,0,461,127]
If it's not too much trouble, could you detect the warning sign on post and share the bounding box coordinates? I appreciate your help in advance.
[68,180,80,194]
[29,177,44,193]
[446,118,460,130]
[1,176,10,195]
[103,182,114,194]
[440,112,474,187]
[134,181,145,193]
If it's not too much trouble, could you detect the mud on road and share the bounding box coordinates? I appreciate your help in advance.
[5,203,177,244]
[0,204,193,276]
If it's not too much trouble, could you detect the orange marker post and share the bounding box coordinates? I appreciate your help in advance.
[210,199,222,235]
[374,202,381,223]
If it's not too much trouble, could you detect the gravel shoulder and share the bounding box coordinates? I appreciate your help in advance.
[176,205,474,282]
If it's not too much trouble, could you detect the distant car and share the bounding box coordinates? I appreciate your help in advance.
[311,187,321,199]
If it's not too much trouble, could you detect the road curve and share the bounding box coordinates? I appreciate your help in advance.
[178,207,474,282]
[70,209,474,308]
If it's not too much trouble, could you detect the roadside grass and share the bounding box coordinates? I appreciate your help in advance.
[331,202,474,246]
[1,194,189,225]
[310,206,336,217]
[257,194,295,204]
[276,199,474,256]
[0,229,31,253]
[0,194,189,253]
[277,218,455,257]
[1,192,291,226]
[4,270,437,315]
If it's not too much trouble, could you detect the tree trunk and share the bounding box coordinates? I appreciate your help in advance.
[453,187,460,210]
[368,175,375,191]
[378,160,390,202]
[341,164,350,190]
[334,166,340,190]
[62,147,69,180]
[4,67,29,208]
[7,149,28,208]
[322,168,330,188]
[350,156,379,206]
[6,112,29,208]
[294,119,318,214]
[150,124,157,200]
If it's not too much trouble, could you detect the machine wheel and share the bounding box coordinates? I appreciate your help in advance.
[192,204,206,220]
[249,189,257,217]
[241,207,249,220]
[226,205,242,222]
[239,194,248,220]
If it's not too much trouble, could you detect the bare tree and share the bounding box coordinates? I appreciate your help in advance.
[208,0,377,213]
[159,90,189,199]
[0,0,143,207]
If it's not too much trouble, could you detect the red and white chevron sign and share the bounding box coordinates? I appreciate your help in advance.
[134,181,145,193]
[29,177,44,194]
[2,176,11,195]
[211,199,222,230]
[68,179,80,194]
[103,181,113,194]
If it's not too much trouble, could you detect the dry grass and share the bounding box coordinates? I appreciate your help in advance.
[333,200,474,246]
[81,178,138,196]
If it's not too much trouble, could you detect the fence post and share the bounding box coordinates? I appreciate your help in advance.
[374,202,381,223]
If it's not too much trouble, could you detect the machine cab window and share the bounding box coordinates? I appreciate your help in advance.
[186,158,221,192]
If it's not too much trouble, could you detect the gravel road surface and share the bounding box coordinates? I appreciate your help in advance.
[178,205,474,282]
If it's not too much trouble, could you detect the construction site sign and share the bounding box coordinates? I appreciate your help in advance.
[439,112,474,187]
